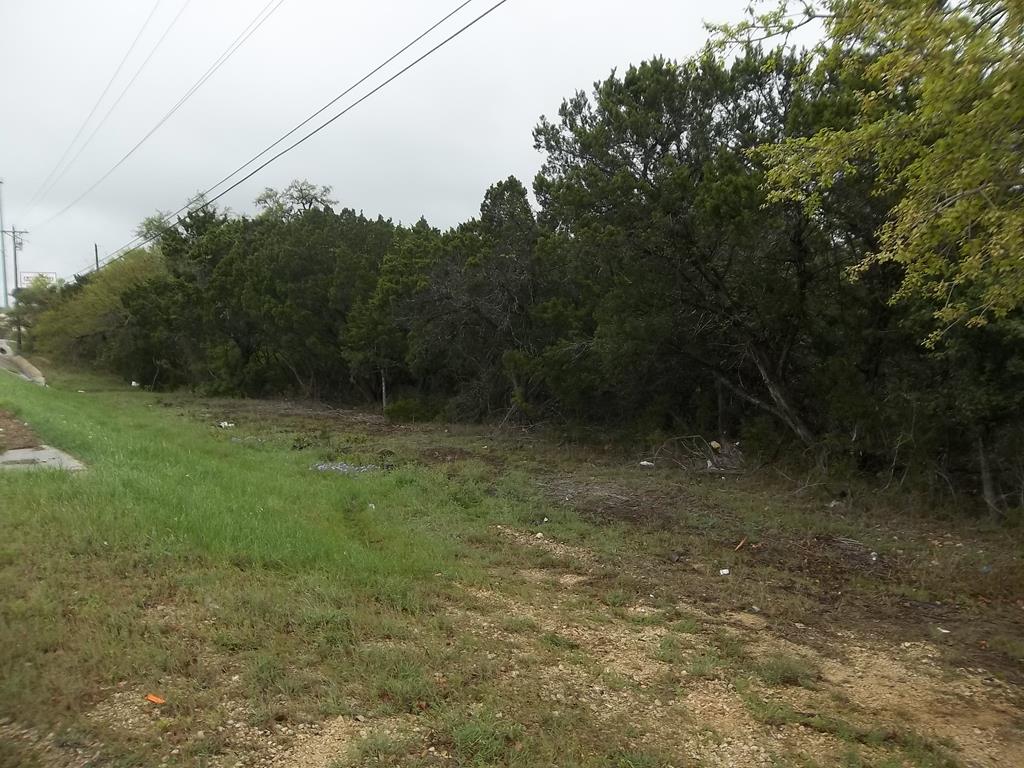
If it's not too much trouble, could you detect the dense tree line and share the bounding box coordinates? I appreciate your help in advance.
[20,1,1024,512]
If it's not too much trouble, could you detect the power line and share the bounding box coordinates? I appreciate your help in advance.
[36,0,285,230]
[200,0,477,211]
[29,0,194,219]
[76,0,509,277]
[24,0,164,214]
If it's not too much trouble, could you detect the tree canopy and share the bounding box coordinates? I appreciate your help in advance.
[27,7,1024,514]
[718,0,1024,343]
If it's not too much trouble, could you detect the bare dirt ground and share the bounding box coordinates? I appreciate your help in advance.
[0,409,41,451]
[473,526,1023,767]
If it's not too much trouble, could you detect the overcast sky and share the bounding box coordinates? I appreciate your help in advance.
[0,0,761,291]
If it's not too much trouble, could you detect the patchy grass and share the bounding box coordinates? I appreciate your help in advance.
[539,631,580,651]
[754,653,821,688]
[654,635,686,665]
[500,616,540,634]
[669,614,701,634]
[1,369,1022,767]
[741,690,959,767]
[445,712,524,764]
[685,651,724,679]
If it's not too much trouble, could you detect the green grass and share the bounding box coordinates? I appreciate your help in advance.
[654,634,686,664]
[685,650,724,679]
[0,375,506,755]
[446,712,524,764]
[0,369,1019,767]
[539,631,579,651]
[669,615,701,634]
[0,372,698,766]
[754,653,821,688]
[500,616,540,634]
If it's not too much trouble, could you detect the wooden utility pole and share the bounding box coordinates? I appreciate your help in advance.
[0,180,7,308]
[2,225,28,351]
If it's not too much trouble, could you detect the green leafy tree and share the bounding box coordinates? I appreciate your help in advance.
[32,249,166,369]
[719,0,1024,340]
[255,179,338,220]
[532,49,879,447]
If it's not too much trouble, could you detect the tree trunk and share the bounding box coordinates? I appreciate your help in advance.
[976,433,1001,513]
[716,379,727,443]
[748,345,816,448]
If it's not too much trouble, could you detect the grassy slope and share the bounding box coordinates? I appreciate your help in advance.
[0,373,505,763]
[1,370,1021,767]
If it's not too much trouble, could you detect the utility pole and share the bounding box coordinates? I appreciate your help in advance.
[94,242,100,271]
[2,225,28,351]
[0,180,8,308]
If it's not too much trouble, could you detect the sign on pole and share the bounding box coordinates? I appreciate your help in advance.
[18,271,57,288]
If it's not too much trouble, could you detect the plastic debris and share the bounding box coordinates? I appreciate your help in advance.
[217,421,235,428]
[130,381,140,388]
[639,460,655,467]
[869,551,879,563]
[719,568,730,576]
[710,440,722,451]
[145,694,166,705]
[535,532,545,540]
[937,627,951,634]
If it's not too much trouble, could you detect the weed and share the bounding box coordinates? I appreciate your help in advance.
[755,653,820,688]
[742,692,960,767]
[540,631,579,651]
[500,616,540,634]
[350,730,413,762]
[670,615,700,634]
[602,588,632,607]
[357,646,437,712]
[711,630,748,662]
[447,712,524,764]
[654,635,685,664]
[686,651,723,679]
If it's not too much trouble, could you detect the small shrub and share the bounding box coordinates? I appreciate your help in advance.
[385,396,442,423]
[755,653,820,687]
[686,651,722,679]
[655,635,685,664]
